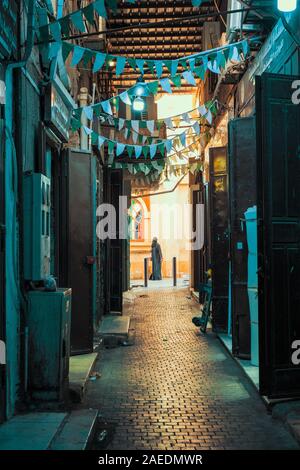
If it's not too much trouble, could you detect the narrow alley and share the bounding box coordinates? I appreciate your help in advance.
[2,0,300,459]
[84,288,298,451]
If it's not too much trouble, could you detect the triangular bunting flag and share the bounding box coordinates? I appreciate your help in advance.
[71,10,86,32]
[182,70,196,86]
[116,143,126,156]
[120,91,132,105]
[116,56,127,76]
[150,144,157,159]
[146,121,155,133]
[134,146,142,159]
[71,46,85,66]
[101,100,112,115]
[154,61,163,78]
[93,52,106,72]
[160,78,172,94]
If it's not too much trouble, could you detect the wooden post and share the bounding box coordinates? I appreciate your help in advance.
[173,257,177,287]
[144,258,148,287]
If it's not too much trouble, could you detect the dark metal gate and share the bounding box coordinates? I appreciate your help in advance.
[228,117,256,358]
[209,147,229,332]
[257,73,300,398]
[192,187,202,293]
[0,119,6,422]
[109,170,123,314]
[60,149,95,355]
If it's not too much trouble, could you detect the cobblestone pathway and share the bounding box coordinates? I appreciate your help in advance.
[85,288,298,450]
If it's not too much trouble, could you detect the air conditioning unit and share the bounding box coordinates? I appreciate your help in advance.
[227,0,243,41]
[23,173,51,281]
[27,288,72,402]
[202,22,221,51]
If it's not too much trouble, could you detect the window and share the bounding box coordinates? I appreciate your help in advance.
[129,200,144,241]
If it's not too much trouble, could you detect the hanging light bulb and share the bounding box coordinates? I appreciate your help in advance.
[135,85,145,97]
[132,97,145,112]
[277,0,297,12]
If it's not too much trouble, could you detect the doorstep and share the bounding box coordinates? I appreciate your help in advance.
[218,333,259,391]
[272,402,300,446]
[99,315,130,347]
[69,352,98,403]
[0,412,67,450]
[191,289,199,302]
[49,409,99,450]
[218,333,300,409]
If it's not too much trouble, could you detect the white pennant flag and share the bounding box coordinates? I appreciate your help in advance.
[118,118,125,131]
[132,131,138,144]
[131,120,140,133]
[120,91,132,105]
[206,109,213,124]
[147,120,155,133]
[182,112,191,124]
[198,105,207,117]
[164,117,174,129]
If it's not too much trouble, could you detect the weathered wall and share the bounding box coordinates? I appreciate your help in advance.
[236,12,300,117]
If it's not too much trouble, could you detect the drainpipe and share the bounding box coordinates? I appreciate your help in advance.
[78,87,89,150]
[4,0,36,409]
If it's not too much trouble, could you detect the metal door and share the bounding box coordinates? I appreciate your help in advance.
[209,147,229,332]
[228,117,256,358]
[109,170,123,313]
[122,177,131,293]
[0,120,6,422]
[256,73,300,398]
[192,188,202,293]
[61,149,95,354]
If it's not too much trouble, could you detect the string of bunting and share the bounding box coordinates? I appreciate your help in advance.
[65,40,248,120]
[72,101,217,143]
[50,38,249,80]
[39,0,137,41]
[83,120,207,159]
[71,63,219,118]
[111,158,202,177]
[111,134,204,180]
[40,0,209,42]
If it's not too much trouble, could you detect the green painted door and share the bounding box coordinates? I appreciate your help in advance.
[0,119,5,422]
[256,73,300,398]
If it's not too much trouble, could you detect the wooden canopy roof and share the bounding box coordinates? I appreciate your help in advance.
[106,0,217,90]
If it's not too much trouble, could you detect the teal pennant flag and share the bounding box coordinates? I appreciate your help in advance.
[182,70,196,86]
[49,22,62,42]
[116,143,126,156]
[134,146,143,159]
[83,106,94,120]
[116,56,127,76]
[150,144,157,159]
[71,10,86,32]
[101,100,112,115]
[93,52,106,72]
[71,46,85,66]
[154,61,163,79]
[160,78,172,94]
[93,0,107,18]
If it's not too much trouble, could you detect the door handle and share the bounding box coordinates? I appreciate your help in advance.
[85,256,96,265]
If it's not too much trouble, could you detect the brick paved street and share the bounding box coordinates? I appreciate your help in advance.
[85,288,299,450]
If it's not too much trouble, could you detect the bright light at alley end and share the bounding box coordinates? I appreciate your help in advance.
[132,96,145,112]
[277,0,297,12]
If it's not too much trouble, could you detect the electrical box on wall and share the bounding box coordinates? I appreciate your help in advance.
[27,288,72,402]
[23,173,51,281]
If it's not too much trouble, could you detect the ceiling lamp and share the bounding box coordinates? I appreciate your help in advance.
[277,0,297,12]
[135,85,145,97]
[132,97,145,112]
